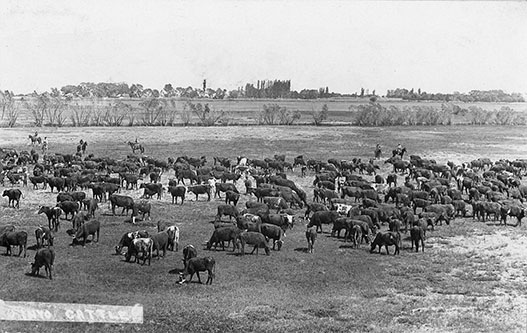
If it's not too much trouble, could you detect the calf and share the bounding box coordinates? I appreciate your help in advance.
[260,223,284,251]
[0,231,28,257]
[237,231,270,255]
[306,226,317,253]
[38,206,62,231]
[179,257,216,285]
[370,231,400,255]
[166,225,180,252]
[410,226,425,252]
[73,219,100,247]
[3,189,22,208]
[57,200,79,220]
[182,244,198,270]
[35,226,54,248]
[168,186,186,205]
[30,248,55,279]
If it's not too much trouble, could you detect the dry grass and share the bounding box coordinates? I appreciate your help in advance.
[0,126,526,332]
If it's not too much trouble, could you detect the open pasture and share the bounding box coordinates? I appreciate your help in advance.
[0,125,526,332]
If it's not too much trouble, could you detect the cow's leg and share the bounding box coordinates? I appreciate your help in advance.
[196,271,202,284]
[385,245,389,255]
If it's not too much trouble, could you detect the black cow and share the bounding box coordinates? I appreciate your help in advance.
[168,186,186,205]
[46,177,65,193]
[29,175,47,189]
[57,200,79,220]
[225,190,240,206]
[188,185,211,201]
[216,204,239,221]
[150,231,170,259]
[110,194,135,216]
[3,189,22,208]
[30,248,55,279]
[38,206,62,231]
[81,198,99,218]
[35,226,54,248]
[0,231,28,257]
[206,226,240,251]
[132,200,151,221]
[56,192,74,203]
[260,223,284,250]
[237,231,270,256]
[178,257,216,285]
[307,210,340,233]
[72,211,90,231]
[215,182,238,198]
[73,219,100,247]
[410,226,425,252]
[370,231,400,255]
[139,183,163,200]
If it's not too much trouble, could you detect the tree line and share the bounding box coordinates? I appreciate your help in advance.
[386,88,524,103]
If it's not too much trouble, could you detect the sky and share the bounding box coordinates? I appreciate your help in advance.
[0,0,526,95]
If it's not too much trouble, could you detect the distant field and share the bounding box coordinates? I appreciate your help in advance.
[5,97,527,127]
[0,125,526,332]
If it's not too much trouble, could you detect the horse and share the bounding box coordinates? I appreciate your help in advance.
[128,141,145,154]
[392,147,406,159]
[29,134,41,146]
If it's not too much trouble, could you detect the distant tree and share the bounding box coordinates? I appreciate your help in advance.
[360,88,365,97]
[312,104,329,125]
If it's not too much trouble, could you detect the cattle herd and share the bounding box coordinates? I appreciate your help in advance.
[0,142,526,285]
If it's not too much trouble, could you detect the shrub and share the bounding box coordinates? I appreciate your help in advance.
[312,104,328,126]
[0,91,18,127]
[258,104,299,125]
[187,102,225,126]
[69,104,91,127]
[103,101,131,126]
[180,103,192,126]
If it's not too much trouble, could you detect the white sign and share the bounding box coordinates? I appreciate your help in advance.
[0,300,143,324]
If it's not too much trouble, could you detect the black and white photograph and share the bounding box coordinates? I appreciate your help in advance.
[0,1,526,332]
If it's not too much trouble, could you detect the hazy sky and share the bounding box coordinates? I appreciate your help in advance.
[1,0,526,95]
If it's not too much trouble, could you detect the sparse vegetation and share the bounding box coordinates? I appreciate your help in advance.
[312,104,328,126]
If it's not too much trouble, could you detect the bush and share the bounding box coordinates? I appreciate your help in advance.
[258,104,299,125]
[312,104,328,126]
[69,104,91,127]
[103,101,130,126]
[354,102,451,126]
[0,91,18,127]
[187,102,226,126]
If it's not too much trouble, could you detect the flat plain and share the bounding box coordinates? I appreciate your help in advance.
[0,125,526,333]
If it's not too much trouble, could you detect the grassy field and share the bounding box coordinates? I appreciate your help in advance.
[0,125,526,332]
[5,97,527,127]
